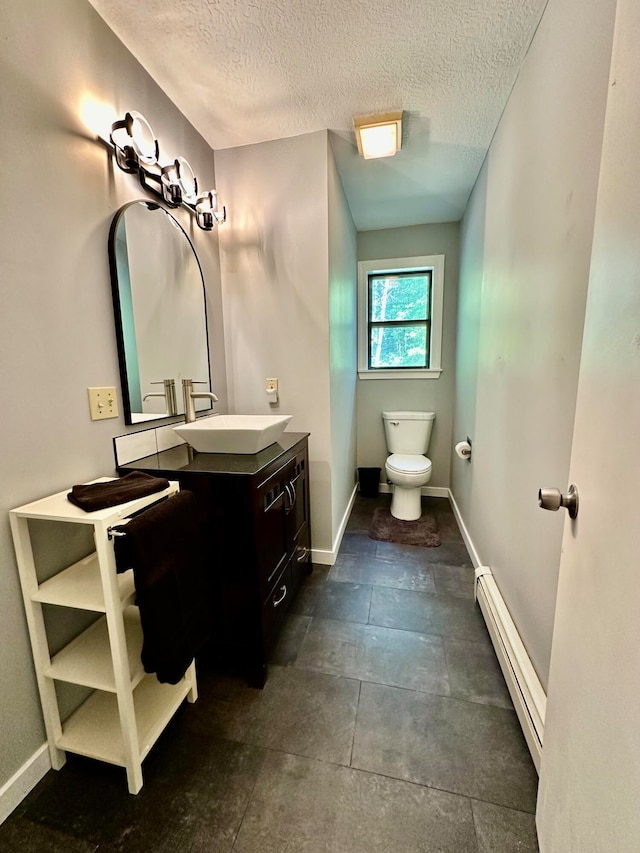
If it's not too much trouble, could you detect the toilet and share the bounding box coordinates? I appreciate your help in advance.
[382,411,435,521]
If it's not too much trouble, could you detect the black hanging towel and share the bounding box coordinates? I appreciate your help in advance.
[113,490,212,684]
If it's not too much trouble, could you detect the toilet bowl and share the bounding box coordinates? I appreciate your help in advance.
[382,411,435,521]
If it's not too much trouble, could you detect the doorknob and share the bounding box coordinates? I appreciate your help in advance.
[538,484,579,519]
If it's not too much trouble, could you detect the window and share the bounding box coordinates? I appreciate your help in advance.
[358,255,444,379]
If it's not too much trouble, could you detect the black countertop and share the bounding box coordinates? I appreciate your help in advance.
[118,432,309,478]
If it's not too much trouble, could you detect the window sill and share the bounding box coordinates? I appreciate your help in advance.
[358,368,443,380]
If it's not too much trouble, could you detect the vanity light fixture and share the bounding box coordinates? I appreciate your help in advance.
[195,190,225,231]
[353,111,403,160]
[109,111,225,229]
[110,110,159,172]
[161,156,199,207]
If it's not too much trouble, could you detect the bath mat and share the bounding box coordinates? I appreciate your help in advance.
[369,507,441,547]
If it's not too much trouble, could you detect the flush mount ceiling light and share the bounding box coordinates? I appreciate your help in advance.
[109,111,225,230]
[353,111,403,160]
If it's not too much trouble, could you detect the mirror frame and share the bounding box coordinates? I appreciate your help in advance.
[108,200,212,425]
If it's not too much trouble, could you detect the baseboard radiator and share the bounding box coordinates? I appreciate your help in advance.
[474,567,546,773]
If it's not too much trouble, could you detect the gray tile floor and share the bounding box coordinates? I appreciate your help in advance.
[1,495,540,851]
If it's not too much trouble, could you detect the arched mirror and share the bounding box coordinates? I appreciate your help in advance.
[109,201,212,424]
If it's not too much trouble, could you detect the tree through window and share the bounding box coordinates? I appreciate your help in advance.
[367,271,431,368]
[357,254,444,380]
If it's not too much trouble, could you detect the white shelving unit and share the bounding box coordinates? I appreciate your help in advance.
[9,478,198,794]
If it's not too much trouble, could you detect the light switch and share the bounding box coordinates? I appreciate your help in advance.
[88,386,119,420]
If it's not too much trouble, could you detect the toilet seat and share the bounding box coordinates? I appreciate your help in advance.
[386,453,432,476]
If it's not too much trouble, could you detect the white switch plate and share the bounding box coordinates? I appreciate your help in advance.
[88,386,119,420]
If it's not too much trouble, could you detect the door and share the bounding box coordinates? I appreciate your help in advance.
[537,2,640,849]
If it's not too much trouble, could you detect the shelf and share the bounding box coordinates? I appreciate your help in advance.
[57,675,191,767]
[45,607,144,691]
[10,477,195,793]
[11,478,179,524]
[33,553,136,611]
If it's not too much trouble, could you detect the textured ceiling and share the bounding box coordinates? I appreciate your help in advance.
[88,0,547,230]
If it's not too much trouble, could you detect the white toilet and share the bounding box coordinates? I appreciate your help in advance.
[382,411,435,521]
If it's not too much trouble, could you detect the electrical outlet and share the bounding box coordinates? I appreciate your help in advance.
[266,377,279,404]
[88,386,119,420]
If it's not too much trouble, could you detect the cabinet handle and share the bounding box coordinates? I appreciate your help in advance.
[273,585,287,607]
[296,546,309,562]
[284,483,294,512]
[288,481,297,510]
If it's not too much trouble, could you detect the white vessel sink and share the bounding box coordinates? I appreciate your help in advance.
[173,414,293,454]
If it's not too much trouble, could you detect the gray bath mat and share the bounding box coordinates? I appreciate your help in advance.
[369,507,441,547]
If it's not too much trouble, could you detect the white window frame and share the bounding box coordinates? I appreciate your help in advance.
[357,254,444,380]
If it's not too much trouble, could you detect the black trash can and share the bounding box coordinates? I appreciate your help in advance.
[358,467,381,498]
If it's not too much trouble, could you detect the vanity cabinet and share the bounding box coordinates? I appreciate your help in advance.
[119,433,311,687]
[9,480,197,794]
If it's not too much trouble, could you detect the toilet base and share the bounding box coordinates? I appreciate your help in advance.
[390,485,422,521]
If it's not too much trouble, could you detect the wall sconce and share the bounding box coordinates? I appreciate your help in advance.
[161,157,199,207]
[109,111,225,229]
[195,190,225,231]
[353,111,403,160]
[110,111,159,171]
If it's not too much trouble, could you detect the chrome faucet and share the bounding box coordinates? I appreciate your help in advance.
[143,379,178,416]
[182,379,218,423]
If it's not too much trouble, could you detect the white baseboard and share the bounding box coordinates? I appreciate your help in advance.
[421,486,450,498]
[0,744,50,825]
[378,483,450,499]
[447,489,545,773]
[310,550,334,566]
[311,484,358,567]
[447,489,482,568]
[475,567,546,773]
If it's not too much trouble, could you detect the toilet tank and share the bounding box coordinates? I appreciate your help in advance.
[382,411,435,455]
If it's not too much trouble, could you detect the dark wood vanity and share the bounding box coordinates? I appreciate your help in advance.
[118,433,310,688]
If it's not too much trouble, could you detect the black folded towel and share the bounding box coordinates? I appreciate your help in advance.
[67,472,170,512]
[113,490,212,684]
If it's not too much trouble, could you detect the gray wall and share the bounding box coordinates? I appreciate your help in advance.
[215,130,359,560]
[0,0,225,792]
[328,137,358,540]
[215,131,335,556]
[451,0,617,688]
[356,223,460,488]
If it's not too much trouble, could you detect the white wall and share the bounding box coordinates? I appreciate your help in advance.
[450,169,486,483]
[356,224,460,488]
[328,137,358,544]
[451,0,616,688]
[215,131,335,555]
[0,0,225,800]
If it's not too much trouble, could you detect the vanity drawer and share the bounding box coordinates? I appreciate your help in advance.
[261,560,293,640]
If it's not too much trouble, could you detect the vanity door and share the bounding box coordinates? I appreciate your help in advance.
[254,460,294,599]
[286,447,308,545]
[286,446,311,583]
